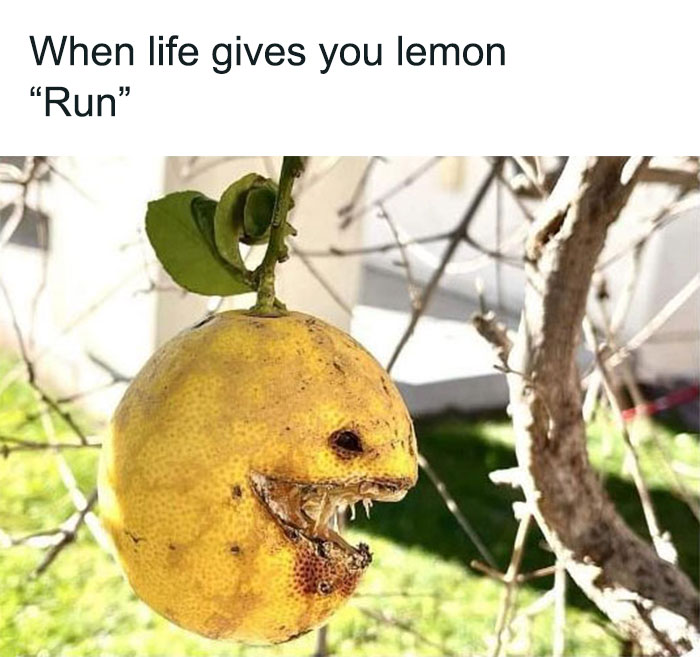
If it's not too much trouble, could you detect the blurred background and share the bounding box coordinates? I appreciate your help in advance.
[0,156,698,656]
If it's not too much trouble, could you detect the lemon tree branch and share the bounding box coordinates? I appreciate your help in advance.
[253,156,305,314]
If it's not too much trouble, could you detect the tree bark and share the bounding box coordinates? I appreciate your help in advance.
[506,157,699,655]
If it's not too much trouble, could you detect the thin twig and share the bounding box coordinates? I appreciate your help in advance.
[592,275,700,523]
[178,156,248,181]
[290,241,353,316]
[598,190,698,270]
[337,156,386,222]
[0,260,107,572]
[0,157,44,251]
[27,209,50,352]
[298,157,343,194]
[33,388,110,568]
[583,318,678,563]
[0,278,90,444]
[44,159,95,202]
[0,264,148,397]
[638,163,699,187]
[552,559,567,657]
[471,560,556,584]
[472,311,513,366]
[87,353,133,384]
[605,272,700,370]
[386,159,503,372]
[357,607,459,657]
[493,163,538,223]
[312,625,328,657]
[511,157,547,198]
[491,512,532,657]
[297,230,454,258]
[418,453,497,568]
[35,489,98,575]
[377,203,420,308]
[0,435,101,456]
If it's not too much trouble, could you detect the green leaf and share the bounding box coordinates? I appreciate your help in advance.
[190,195,220,252]
[213,173,261,268]
[243,184,277,243]
[145,191,253,296]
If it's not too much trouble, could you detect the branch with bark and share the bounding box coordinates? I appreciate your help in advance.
[478,157,698,655]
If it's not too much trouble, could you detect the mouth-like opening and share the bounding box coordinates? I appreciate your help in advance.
[249,472,411,569]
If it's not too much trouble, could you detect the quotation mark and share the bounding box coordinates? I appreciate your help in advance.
[32,86,130,97]
[30,85,132,117]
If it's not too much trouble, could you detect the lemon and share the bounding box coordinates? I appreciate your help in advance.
[98,310,417,644]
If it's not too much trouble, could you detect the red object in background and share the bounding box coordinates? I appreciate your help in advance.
[621,384,700,421]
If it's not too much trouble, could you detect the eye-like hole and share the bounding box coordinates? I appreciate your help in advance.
[330,430,363,455]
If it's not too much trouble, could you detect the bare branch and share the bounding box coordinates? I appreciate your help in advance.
[357,607,459,657]
[0,157,45,251]
[44,159,95,202]
[178,156,249,181]
[35,489,98,575]
[590,273,700,523]
[583,318,678,564]
[472,311,512,367]
[296,229,454,259]
[87,352,133,384]
[377,203,420,308]
[471,559,556,584]
[297,157,343,195]
[289,241,352,316]
[491,513,532,657]
[336,156,386,221]
[512,156,548,198]
[0,264,148,396]
[386,159,503,373]
[605,272,700,370]
[493,165,539,223]
[418,453,497,568]
[552,559,567,657]
[638,163,699,187]
[312,625,328,657]
[0,278,90,444]
[598,190,698,270]
[0,434,101,457]
[504,156,698,654]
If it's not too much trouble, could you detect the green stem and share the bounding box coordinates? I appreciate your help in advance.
[252,156,305,315]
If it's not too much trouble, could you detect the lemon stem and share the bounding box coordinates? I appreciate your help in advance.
[252,156,305,315]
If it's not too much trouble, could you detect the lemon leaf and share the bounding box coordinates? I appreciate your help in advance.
[214,174,282,257]
[242,183,277,244]
[214,173,260,269]
[146,191,253,296]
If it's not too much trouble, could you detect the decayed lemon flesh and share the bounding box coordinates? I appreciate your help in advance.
[98,310,417,644]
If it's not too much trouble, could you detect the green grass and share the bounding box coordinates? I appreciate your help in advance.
[1,358,698,656]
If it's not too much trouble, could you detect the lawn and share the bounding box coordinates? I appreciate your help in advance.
[1,358,698,656]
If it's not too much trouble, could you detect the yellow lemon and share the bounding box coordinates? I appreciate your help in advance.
[98,310,417,644]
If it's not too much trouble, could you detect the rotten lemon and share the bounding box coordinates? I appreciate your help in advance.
[98,310,417,644]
